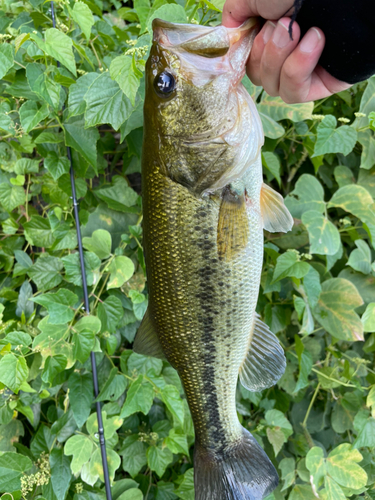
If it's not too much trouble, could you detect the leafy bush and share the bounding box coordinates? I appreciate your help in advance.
[0,1,375,499]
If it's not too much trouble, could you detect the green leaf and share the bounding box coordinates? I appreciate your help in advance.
[120,435,148,477]
[50,447,72,500]
[294,335,313,392]
[262,152,281,186]
[174,468,194,500]
[90,448,121,482]
[107,256,135,289]
[301,211,341,255]
[68,372,93,428]
[325,476,346,500]
[313,115,357,156]
[19,101,49,134]
[62,251,101,287]
[134,0,150,32]
[64,434,93,475]
[96,367,128,402]
[265,410,293,455]
[71,1,94,39]
[314,278,364,341]
[0,354,28,393]
[258,94,313,122]
[26,63,61,109]
[32,288,78,324]
[147,444,173,478]
[16,280,34,318]
[306,447,326,489]
[44,153,70,181]
[0,43,14,79]
[288,485,316,500]
[84,72,133,130]
[362,303,375,332]
[327,444,367,489]
[0,183,25,212]
[353,416,375,449]
[97,296,123,333]
[24,216,55,248]
[161,385,184,426]
[14,158,39,175]
[0,452,32,492]
[35,131,64,144]
[28,255,63,291]
[86,411,123,441]
[118,489,143,500]
[72,315,101,363]
[31,29,76,76]
[81,203,138,248]
[279,457,296,491]
[328,184,375,226]
[273,251,310,282]
[165,428,189,456]
[110,55,141,106]
[68,72,98,117]
[147,4,187,34]
[285,174,325,219]
[259,112,285,139]
[41,354,67,384]
[120,375,154,418]
[96,176,138,212]
[347,239,372,274]
[82,229,112,259]
[64,116,99,168]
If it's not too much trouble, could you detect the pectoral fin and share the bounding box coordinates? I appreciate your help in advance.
[260,183,294,233]
[217,187,249,261]
[133,309,165,360]
[239,315,286,392]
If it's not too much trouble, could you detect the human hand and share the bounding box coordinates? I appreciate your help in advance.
[222,0,351,103]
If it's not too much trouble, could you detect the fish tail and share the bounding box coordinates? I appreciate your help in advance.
[194,428,278,500]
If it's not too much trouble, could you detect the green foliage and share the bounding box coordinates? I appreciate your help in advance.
[0,1,374,500]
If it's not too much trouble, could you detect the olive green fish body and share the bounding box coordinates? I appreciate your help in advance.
[142,162,263,451]
[137,19,293,500]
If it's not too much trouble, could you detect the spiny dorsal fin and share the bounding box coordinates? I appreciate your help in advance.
[260,183,294,233]
[239,314,286,392]
[133,309,165,360]
[217,187,249,261]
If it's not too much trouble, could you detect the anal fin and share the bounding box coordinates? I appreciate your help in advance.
[217,186,249,261]
[133,309,165,360]
[239,314,286,392]
[260,182,294,233]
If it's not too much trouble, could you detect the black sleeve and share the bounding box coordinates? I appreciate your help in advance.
[295,0,375,84]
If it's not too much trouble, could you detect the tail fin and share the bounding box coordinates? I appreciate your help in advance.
[194,428,278,500]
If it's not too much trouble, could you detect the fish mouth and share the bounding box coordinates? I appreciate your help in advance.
[152,18,259,79]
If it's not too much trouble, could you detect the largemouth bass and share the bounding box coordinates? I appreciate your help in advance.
[135,18,293,500]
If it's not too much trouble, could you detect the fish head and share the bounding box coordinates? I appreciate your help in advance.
[143,18,263,194]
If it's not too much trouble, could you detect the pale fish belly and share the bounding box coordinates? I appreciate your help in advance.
[144,157,264,453]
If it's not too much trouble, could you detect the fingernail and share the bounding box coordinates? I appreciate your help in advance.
[300,28,321,53]
[272,19,290,48]
[262,21,276,44]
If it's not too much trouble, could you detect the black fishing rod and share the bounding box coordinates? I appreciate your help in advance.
[50,3,112,499]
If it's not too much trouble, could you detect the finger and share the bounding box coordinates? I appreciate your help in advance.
[247,21,277,86]
[279,27,350,102]
[222,0,294,28]
[222,0,257,28]
[259,18,301,96]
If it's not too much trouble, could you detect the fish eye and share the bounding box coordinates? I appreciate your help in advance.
[154,71,175,96]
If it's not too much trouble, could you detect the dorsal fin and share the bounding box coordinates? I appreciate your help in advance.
[239,315,286,392]
[260,183,294,233]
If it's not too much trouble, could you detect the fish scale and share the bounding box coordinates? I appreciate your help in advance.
[136,17,293,500]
